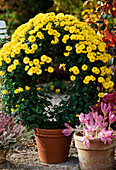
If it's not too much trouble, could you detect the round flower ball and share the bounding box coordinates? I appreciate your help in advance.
[0,12,114,130]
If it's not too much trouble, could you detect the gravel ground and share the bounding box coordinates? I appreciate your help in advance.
[0,136,116,170]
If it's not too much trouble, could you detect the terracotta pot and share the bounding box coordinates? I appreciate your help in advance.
[0,149,6,164]
[74,132,116,170]
[34,128,72,164]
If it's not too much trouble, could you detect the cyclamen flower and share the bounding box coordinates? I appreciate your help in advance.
[79,113,87,124]
[109,111,116,125]
[99,121,108,130]
[98,128,114,144]
[85,119,98,133]
[93,111,103,123]
[62,123,74,136]
[101,102,111,117]
[83,128,94,147]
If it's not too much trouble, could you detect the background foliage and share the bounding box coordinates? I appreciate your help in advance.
[0,0,54,34]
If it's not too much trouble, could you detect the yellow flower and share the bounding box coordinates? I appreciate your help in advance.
[7,65,13,72]
[23,57,30,64]
[22,43,28,50]
[31,44,38,50]
[15,48,20,54]
[3,90,7,94]
[92,44,97,50]
[66,46,72,51]
[0,71,5,76]
[5,58,11,64]
[86,46,92,52]
[90,75,96,81]
[46,57,52,63]
[83,79,89,84]
[22,98,24,101]
[103,82,110,89]
[64,52,70,56]
[11,52,15,58]
[98,77,105,83]
[25,65,29,71]
[48,66,54,73]
[25,86,30,90]
[70,75,76,81]
[89,56,95,62]
[25,49,30,54]
[82,64,88,71]
[28,35,36,42]
[13,59,19,65]
[92,67,100,74]
[85,76,90,81]
[76,114,79,117]
[37,87,41,90]
[30,49,35,54]
[55,89,60,93]
[36,69,42,75]
[29,61,33,66]
[98,92,104,98]
[41,55,47,62]
[79,44,85,49]
[108,81,114,88]
[50,85,54,90]
[0,61,2,66]
[18,87,23,92]
[69,26,76,33]
[33,59,39,65]
[14,89,19,94]
[11,108,15,112]
[72,66,80,75]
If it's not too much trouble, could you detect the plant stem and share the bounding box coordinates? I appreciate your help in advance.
[82,124,84,136]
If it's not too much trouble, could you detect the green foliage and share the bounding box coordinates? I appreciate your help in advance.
[0,0,54,35]
[53,0,84,19]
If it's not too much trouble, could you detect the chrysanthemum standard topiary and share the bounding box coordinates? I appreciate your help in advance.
[0,12,114,130]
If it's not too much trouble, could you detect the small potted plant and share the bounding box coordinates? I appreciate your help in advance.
[0,105,25,164]
[62,99,116,170]
[0,12,114,163]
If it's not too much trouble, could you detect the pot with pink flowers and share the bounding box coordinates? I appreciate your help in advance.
[62,101,116,170]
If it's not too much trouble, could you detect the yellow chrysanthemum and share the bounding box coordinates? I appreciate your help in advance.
[18,87,23,92]
[66,46,72,51]
[55,89,60,93]
[13,59,19,65]
[70,75,76,81]
[7,65,13,72]
[25,65,29,71]
[31,44,38,50]
[33,59,39,65]
[11,108,15,112]
[46,57,52,63]
[82,64,88,71]
[98,92,104,98]
[23,57,30,64]
[41,55,47,62]
[25,86,30,90]
[98,77,105,83]
[14,89,19,94]
[28,35,36,42]
[48,66,54,73]
[50,85,54,90]
[0,71,5,76]
[3,90,7,94]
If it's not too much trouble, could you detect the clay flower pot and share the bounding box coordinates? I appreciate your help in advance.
[0,149,6,164]
[74,132,116,170]
[34,128,72,164]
